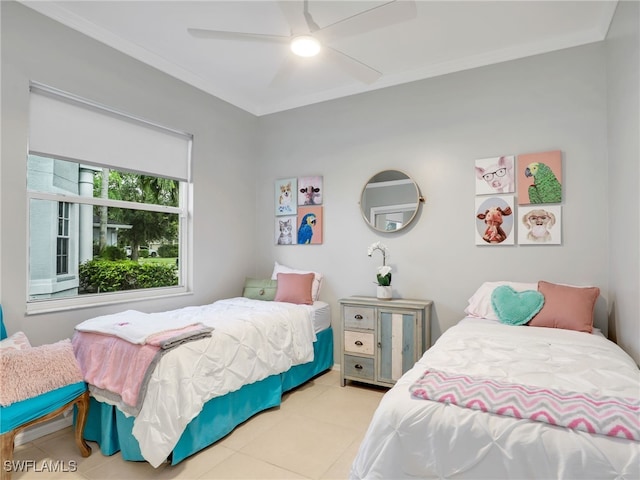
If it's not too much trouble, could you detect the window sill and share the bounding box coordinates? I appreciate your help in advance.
[26,286,193,315]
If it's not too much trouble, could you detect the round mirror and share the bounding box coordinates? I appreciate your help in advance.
[360,170,423,232]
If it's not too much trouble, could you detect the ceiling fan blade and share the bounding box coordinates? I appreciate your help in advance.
[316,0,417,43]
[303,0,321,33]
[324,46,382,84]
[278,0,321,34]
[277,0,308,35]
[188,28,290,44]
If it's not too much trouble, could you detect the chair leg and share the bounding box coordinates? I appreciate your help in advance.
[1,430,17,480]
[0,391,91,480]
[74,391,91,457]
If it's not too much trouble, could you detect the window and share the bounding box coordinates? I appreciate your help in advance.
[27,83,192,313]
[56,202,70,275]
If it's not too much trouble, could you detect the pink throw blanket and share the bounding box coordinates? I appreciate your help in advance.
[72,324,212,416]
[410,369,640,441]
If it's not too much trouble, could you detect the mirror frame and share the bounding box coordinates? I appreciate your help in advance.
[359,170,424,233]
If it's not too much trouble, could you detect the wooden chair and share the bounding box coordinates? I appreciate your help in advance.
[0,306,91,480]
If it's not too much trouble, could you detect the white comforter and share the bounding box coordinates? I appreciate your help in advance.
[89,297,317,467]
[351,318,640,479]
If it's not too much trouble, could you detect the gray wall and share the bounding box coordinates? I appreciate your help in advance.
[606,0,640,363]
[256,44,614,360]
[1,2,258,345]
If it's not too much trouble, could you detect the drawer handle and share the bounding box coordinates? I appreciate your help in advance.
[354,314,363,320]
[354,340,363,346]
[354,364,363,370]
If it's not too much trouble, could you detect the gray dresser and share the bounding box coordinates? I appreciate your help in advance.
[339,296,432,387]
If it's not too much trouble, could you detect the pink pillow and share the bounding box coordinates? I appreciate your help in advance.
[528,281,600,333]
[271,262,323,301]
[0,331,31,352]
[274,273,314,305]
[0,339,84,406]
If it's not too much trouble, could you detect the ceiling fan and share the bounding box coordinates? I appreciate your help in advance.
[187,0,417,86]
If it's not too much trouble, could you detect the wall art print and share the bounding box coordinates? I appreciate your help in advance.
[475,155,515,195]
[275,216,297,245]
[518,205,562,245]
[275,177,297,216]
[298,175,323,206]
[517,150,562,205]
[297,206,323,245]
[475,196,515,246]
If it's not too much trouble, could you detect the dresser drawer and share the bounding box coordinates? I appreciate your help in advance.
[343,306,375,330]
[343,355,375,381]
[344,331,375,355]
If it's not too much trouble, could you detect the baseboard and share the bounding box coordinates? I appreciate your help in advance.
[14,410,73,446]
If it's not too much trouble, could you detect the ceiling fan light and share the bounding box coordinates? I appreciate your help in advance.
[290,35,321,57]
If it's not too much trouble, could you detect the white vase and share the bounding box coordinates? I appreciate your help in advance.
[376,285,392,300]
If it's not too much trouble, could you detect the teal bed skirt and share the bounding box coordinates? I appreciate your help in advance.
[82,326,334,465]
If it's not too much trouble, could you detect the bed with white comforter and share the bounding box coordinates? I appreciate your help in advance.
[351,318,640,479]
[74,297,327,467]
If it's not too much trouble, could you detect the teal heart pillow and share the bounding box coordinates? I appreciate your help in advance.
[491,285,545,326]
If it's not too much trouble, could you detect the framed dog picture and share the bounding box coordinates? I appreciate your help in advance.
[275,178,297,216]
[518,205,562,245]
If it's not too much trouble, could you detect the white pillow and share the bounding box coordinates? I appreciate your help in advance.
[0,331,31,352]
[271,262,323,301]
[465,281,538,320]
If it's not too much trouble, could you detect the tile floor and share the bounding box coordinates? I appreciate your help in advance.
[11,370,387,480]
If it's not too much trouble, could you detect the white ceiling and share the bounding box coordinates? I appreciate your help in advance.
[21,1,618,116]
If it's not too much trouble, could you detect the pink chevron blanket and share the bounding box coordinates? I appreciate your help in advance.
[409,369,640,441]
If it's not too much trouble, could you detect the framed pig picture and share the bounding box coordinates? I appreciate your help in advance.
[475,155,515,196]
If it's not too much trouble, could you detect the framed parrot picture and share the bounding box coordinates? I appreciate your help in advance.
[297,206,323,245]
[517,150,563,205]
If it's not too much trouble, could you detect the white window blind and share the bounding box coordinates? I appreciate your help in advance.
[28,83,191,181]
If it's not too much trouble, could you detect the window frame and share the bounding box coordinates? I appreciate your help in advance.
[26,183,191,314]
[56,201,70,275]
[26,84,193,315]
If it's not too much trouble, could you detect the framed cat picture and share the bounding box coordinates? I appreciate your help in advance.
[275,216,297,245]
